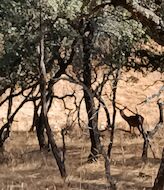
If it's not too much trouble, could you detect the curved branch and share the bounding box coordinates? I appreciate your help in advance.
[122,0,164,45]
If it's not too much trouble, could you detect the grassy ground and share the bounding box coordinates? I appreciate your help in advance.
[0,127,163,190]
[0,71,163,189]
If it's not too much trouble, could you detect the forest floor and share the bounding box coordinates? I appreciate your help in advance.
[0,127,163,190]
[0,70,163,190]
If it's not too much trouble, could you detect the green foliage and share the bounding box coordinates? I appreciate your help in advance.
[0,0,60,89]
[48,0,83,19]
[0,0,162,91]
[92,6,146,70]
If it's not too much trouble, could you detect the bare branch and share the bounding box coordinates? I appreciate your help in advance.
[74,94,86,130]
[0,82,39,107]
[138,85,164,105]
[144,80,164,90]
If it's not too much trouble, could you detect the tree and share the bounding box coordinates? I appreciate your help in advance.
[0,0,69,178]
[0,0,163,187]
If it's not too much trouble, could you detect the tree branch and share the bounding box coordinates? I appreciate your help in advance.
[81,0,164,45]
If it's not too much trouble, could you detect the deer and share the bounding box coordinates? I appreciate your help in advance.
[119,107,144,135]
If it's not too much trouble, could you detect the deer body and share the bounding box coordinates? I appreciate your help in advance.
[120,108,144,134]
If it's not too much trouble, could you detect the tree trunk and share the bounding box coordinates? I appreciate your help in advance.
[45,116,66,177]
[142,101,163,161]
[39,37,66,177]
[38,8,66,177]
[83,54,99,161]
[148,101,164,138]
[141,129,149,162]
[108,69,120,158]
[82,20,101,162]
[29,100,39,132]
[37,3,66,176]
[152,148,164,190]
[35,111,47,150]
[0,87,14,148]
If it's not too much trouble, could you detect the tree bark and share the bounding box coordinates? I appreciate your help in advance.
[148,101,164,138]
[36,111,47,150]
[38,35,66,177]
[38,3,66,177]
[29,100,39,132]
[143,101,164,161]
[82,25,115,183]
[152,148,164,190]
[108,69,120,158]
[82,20,101,162]
[142,101,164,161]
[141,131,149,162]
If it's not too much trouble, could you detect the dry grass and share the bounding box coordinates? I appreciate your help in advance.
[0,128,163,190]
[0,70,163,189]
